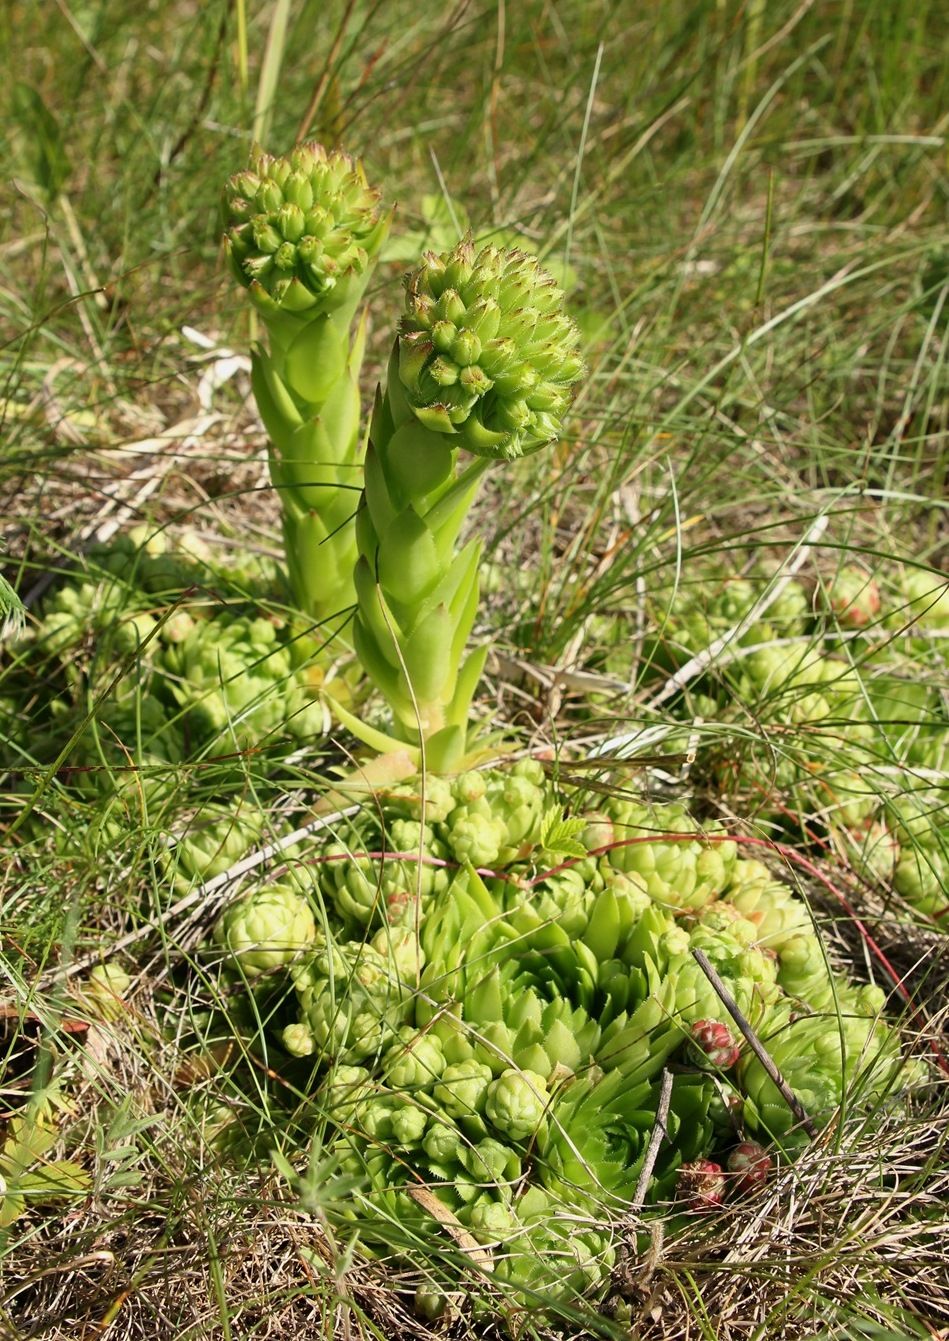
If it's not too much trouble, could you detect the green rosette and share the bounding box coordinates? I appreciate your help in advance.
[158,609,325,746]
[214,882,317,974]
[603,798,738,911]
[202,769,922,1319]
[739,1011,910,1152]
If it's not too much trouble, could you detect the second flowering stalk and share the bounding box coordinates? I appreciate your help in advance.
[351,239,584,771]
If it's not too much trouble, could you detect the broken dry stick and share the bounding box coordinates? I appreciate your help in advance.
[692,947,818,1139]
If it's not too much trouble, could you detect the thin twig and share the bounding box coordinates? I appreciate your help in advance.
[692,947,818,1138]
[641,512,830,712]
[37,805,359,986]
[630,1068,675,1212]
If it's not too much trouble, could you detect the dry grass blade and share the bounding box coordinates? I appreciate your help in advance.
[405,1186,494,1275]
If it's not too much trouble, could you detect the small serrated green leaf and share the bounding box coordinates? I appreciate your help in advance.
[539,806,588,857]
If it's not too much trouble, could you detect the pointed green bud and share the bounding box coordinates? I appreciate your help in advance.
[399,332,435,391]
[431,320,457,354]
[252,219,282,254]
[479,337,517,377]
[273,241,297,271]
[283,170,314,210]
[277,202,305,242]
[302,206,331,238]
[242,253,273,281]
[428,356,459,387]
[433,289,467,325]
[459,364,493,396]
[466,298,501,342]
[443,247,474,291]
[450,330,481,366]
[256,180,283,213]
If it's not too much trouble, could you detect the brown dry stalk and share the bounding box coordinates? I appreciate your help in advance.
[691,947,818,1138]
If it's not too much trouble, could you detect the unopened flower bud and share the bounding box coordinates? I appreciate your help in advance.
[677,1159,726,1211]
[688,1019,741,1070]
[727,1140,772,1194]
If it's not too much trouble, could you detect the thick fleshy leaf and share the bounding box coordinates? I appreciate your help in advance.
[284,315,347,404]
[378,508,442,608]
[401,603,454,707]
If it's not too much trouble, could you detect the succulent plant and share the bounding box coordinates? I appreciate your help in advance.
[167,804,264,890]
[159,609,325,746]
[739,1010,907,1152]
[688,1019,741,1070]
[223,143,391,622]
[642,565,810,674]
[282,936,410,1062]
[484,1068,549,1142]
[349,240,583,770]
[214,882,317,973]
[603,798,738,911]
[223,143,389,323]
[896,569,949,631]
[209,770,919,1309]
[727,1139,772,1194]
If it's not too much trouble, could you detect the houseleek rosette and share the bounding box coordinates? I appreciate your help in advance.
[349,240,583,771]
[633,558,949,927]
[214,882,317,974]
[209,776,921,1317]
[223,143,391,623]
[642,565,810,675]
[739,1011,909,1153]
[158,609,326,746]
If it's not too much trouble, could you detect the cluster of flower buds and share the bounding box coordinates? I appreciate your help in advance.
[398,239,584,460]
[688,1019,742,1070]
[677,1140,773,1211]
[223,143,389,319]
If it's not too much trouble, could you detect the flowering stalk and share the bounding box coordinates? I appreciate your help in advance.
[222,143,391,625]
[346,239,583,771]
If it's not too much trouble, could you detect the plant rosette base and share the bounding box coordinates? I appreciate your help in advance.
[208,765,922,1316]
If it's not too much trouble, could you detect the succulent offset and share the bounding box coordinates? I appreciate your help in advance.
[350,240,583,770]
[0,526,339,886]
[618,560,949,924]
[223,143,391,622]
